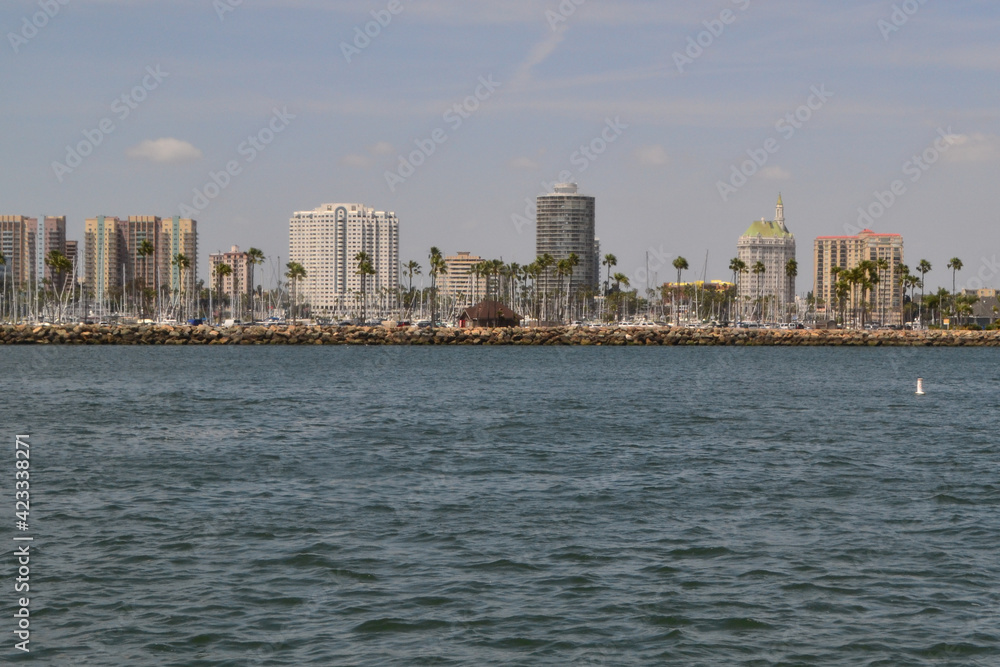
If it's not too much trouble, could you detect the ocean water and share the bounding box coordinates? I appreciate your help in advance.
[4,346,999,666]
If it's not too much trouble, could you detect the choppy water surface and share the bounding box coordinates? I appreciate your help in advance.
[5,346,999,665]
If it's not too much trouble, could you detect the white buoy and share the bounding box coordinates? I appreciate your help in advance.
[916,378,925,396]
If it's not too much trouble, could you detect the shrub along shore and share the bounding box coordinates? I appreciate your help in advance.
[2,323,999,346]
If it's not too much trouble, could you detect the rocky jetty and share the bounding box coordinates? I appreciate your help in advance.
[1,323,999,346]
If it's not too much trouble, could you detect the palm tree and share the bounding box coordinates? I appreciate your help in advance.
[874,258,889,324]
[917,259,931,324]
[845,264,869,329]
[612,272,630,321]
[285,261,306,323]
[728,258,745,323]
[751,261,766,323]
[44,250,73,322]
[536,253,555,322]
[672,256,689,326]
[213,262,232,320]
[136,239,155,318]
[402,260,422,317]
[860,260,878,329]
[172,253,192,320]
[524,262,542,321]
[557,253,580,322]
[487,259,504,302]
[894,264,910,323]
[835,280,850,326]
[829,266,844,323]
[931,287,950,326]
[0,250,6,322]
[784,258,798,323]
[246,247,265,322]
[428,247,446,327]
[947,257,963,328]
[507,262,521,307]
[602,253,617,296]
[947,257,963,296]
[355,251,375,324]
[905,274,920,323]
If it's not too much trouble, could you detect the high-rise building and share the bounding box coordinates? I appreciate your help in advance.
[289,203,400,316]
[0,216,35,285]
[439,252,486,306]
[84,216,122,305]
[536,183,598,296]
[122,216,162,290]
[0,215,69,287]
[209,246,251,296]
[737,195,797,321]
[813,228,904,325]
[65,240,79,283]
[85,215,197,308]
[160,217,198,301]
[31,216,67,285]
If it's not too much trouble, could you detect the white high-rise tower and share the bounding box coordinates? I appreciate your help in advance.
[289,203,399,317]
[736,194,796,322]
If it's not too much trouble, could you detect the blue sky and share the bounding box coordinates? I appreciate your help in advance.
[2,0,998,292]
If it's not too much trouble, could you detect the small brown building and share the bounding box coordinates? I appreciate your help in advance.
[459,300,522,328]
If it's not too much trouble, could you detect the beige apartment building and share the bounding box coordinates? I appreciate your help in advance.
[121,216,162,290]
[1,216,35,285]
[161,217,198,301]
[85,216,197,307]
[438,252,487,306]
[209,246,252,296]
[813,229,904,325]
[0,215,69,287]
[84,216,122,305]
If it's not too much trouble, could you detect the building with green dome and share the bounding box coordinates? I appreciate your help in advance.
[736,195,796,322]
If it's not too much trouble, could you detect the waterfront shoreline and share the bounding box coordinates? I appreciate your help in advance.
[2,324,999,346]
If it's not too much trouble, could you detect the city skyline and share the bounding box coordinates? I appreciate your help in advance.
[2,1,997,296]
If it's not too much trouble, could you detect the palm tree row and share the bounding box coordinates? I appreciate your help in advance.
[890,257,980,328]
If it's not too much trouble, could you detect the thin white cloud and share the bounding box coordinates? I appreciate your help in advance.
[126,138,202,163]
[508,156,541,171]
[635,145,669,167]
[343,142,396,168]
[509,28,566,91]
[760,166,791,180]
[942,133,1000,163]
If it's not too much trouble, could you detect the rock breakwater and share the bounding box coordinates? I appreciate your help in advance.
[2,324,999,346]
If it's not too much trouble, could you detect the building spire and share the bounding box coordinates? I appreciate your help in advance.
[775,193,785,229]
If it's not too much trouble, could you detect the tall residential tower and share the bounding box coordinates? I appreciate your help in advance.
[288,203,399,316]
[535,183,598,298]
[84,216,197,308]
[813,229,904,325]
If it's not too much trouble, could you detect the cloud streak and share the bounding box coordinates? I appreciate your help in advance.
[126,138,202,163]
